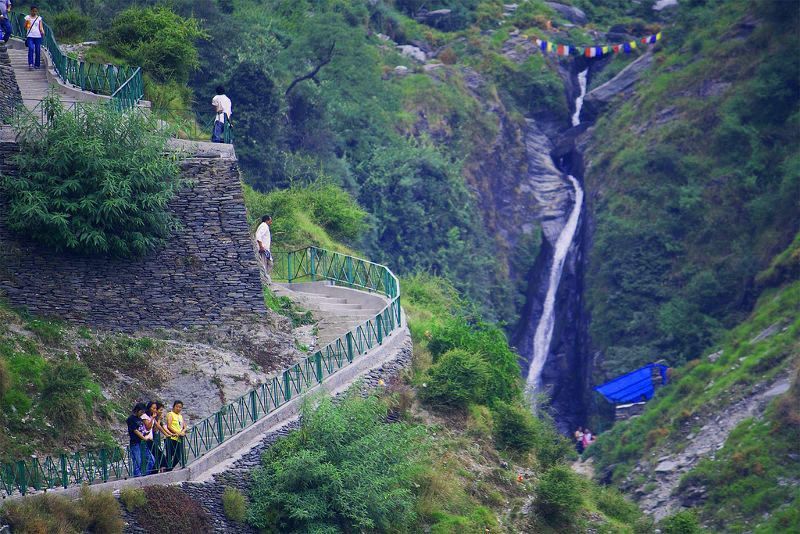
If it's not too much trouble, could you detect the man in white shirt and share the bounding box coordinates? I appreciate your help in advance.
[211,85,232,143]
[255,214,273,282]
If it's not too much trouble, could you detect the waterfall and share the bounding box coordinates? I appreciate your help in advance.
[526,69,588,393]
[572,70,588,127]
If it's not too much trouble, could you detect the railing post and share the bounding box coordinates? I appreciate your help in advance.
[310,248,316,281]
[288,253,294,284]
[346,256,354,286]
[346,332,354,363]
[250,389,258,423]
[98,448,107,482]
[378,315,384,344]
[17,460,27,495]
[283,370,292,401]
[315,352,323,382]
[216,411,225,444]
[60,453,68,488]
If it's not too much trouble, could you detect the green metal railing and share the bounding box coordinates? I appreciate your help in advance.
[10,12,143,110]
[0,247,401,496]
[4,98,233,143]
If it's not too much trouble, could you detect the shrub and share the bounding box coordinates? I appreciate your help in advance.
[51,9,92,43]
[595,486,640,524]
[659,510,702,534]
[249,394,428,533]
[101,6,207,83]
[222,487,248,523]
[1,487,123,534]
[466,404,493,439]
[119,487,147,511]
[439,48,457,64]
[78,486,126,534]
[419,349,491,408]
[134,486,211,534]
[1,96,181,258]
[425,318,521,403]
[41,360,96,430]
[536,465,584,526]
[491,400,537,453]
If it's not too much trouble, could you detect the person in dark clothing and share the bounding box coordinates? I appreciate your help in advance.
[127,403,154,477]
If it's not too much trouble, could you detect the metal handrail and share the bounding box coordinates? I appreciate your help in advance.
[10,12,143,110]
[2,99,233,144]
[0,247,401,496]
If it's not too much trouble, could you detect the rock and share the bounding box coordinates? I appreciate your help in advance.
[750,322,781,344]
[545,2,587,25]
[415,9,452,26]
[655,460,680,473]
[376,33,392,42]
[707,349,723,362]
[393,65,410,76]
[582,52,655,122]
[653,0,679,11]
[396,45,427,62]
[423,63,444,72]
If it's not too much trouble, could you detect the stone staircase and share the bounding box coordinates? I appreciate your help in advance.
[7,41,52,111]
[272,281,388,349]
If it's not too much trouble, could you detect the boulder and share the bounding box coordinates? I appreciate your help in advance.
[655,460,680,473]
[393,65,410,76]
[396,45,427,62]
[654,0,679,11]
[545,2,587,25]
[582,52,654,122]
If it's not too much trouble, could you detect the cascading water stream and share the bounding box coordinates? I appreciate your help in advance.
[526,69,588,394]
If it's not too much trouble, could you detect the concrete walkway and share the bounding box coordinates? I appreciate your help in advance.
[273,281,389,349]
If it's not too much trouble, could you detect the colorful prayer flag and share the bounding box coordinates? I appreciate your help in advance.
[623,42,631,53]
[613,44,621,54]
[656,32,662,41]
[595,46,603,57]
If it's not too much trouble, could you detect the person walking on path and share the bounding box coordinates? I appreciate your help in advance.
[256,214,273,283]
[574,427,585,454]
[211,85,232,143]
[128,403,155,477]
[0,2,12,45]
[24,6,44,70]
[165,400,187,471]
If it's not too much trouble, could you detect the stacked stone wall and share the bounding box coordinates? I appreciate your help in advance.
[0,138,266,330]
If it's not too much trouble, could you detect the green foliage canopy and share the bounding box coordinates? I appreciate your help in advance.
[1,97,181,258]
[249,394,428,533]
[101,6,207,84]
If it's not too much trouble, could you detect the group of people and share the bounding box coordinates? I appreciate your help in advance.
[126,400,187,477]
[574,426,596,454]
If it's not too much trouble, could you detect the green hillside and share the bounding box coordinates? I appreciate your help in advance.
[584,0,799,375]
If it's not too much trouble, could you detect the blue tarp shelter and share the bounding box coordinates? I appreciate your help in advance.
[594,363,669,404]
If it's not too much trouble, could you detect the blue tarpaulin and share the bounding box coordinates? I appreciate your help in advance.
[594,363,669,404]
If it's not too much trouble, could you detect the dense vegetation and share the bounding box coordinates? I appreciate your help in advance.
[1,487,124,534]
[1,97,181,258]
[585,0,800,375]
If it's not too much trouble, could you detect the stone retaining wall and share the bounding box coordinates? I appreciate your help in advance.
[0,45,22,118]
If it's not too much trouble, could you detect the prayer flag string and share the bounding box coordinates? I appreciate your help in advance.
[528,32,662,58]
